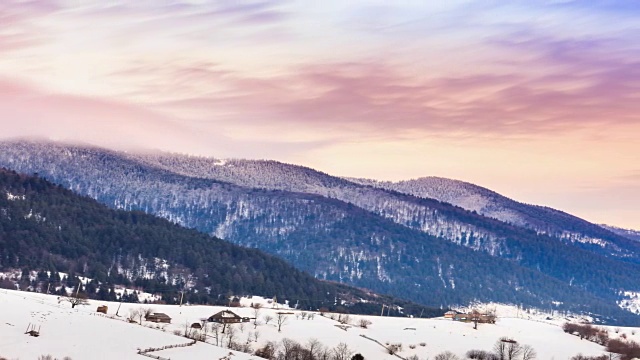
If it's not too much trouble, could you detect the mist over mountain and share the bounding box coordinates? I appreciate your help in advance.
[1,139,640,324]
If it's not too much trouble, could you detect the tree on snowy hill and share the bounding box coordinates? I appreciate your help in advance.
[252,303,262,329]
[60,293,89,308]
[276,312,288,332]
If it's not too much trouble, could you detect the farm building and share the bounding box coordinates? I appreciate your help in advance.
[444,310,457,318]
[145,312,172,323]
[207,310,250,324]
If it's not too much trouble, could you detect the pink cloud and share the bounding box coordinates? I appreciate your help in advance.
[131,33,638,138]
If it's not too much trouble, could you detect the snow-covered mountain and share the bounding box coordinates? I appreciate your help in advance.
[349,177,638,255]
[3,139,640,324]
[601,225,640,243]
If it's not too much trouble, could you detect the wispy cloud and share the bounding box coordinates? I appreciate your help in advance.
[111,30,638,139]
[0,0,639,227]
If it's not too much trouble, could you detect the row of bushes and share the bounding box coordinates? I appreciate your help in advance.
[564,322,640,360]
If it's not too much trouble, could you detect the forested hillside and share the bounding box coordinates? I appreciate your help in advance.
[2,140,640,324]
[0,168,439,316]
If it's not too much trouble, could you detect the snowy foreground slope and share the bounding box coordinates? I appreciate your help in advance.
[0,290,618,360]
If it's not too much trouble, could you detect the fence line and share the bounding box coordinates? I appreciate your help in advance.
[359,334,407,360]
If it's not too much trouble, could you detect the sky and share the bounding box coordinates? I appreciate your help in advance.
[0,0,638,229]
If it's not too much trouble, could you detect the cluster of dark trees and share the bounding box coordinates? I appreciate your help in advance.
[0,168,440,317]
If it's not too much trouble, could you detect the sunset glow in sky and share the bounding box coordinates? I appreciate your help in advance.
[1,1,639,228]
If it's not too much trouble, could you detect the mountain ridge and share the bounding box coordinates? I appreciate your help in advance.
[2,139,640,324]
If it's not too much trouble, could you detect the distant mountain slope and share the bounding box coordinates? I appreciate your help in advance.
[125,151,640,264]
[0,168,439,316]
[2,140,640,324]
[601,225,640,242]
[349,177,640,259]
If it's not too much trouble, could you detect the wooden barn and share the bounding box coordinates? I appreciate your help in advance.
[444,310,457,319]
[145,312,172,323]
[207,310,250,324]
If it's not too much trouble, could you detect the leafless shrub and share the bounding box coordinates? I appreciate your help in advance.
[128,309,139,323]
[387,343,403,355]
[338,314,352,325]
[466,349,499,359]
[254,341,276,359]
[359,319,372,329]
[434,351,460,360]
[570,355,609,360]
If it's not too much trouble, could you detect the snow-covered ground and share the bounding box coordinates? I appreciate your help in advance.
[618,291,640,315]
[0,289,618,359]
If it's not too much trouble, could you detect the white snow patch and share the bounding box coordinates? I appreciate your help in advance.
[6,192,25,201]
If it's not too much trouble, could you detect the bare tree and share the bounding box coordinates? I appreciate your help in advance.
[306,338,322,359]
[128,309,139,323]
[506,341,522,360]
[253,330,260,343]
[264,314,274,325]
[252,304,262,329]
[471,309,481,330]
[209,322,222,346]
[61,293,89,309]
[521,344,537,360]
[276,313,288,332]
[332,342,352,360]
[183,320,192,338]
[226,325,237,348]
[280,338,301,359]
[494,337,522,360]
[137,309,146,325]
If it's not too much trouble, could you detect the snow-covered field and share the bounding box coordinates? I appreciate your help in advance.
[0,289,619,359]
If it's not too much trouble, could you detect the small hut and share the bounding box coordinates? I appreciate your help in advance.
[146,312,172,323]
[444,310,457,319]
[96,305,108,314]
